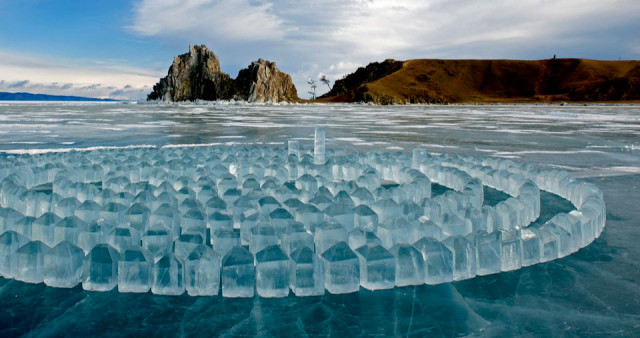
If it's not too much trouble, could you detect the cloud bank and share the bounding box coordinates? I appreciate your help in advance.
[130,0,640,97]
[0,51,160,100]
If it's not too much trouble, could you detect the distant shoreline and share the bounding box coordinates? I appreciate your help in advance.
[0,91,118,102]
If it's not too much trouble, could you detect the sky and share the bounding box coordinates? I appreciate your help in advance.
[0,0,639,100]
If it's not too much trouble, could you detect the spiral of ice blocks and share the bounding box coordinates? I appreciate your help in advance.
[0,132,605,297]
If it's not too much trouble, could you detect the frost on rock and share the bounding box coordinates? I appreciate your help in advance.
[0,129,607,297]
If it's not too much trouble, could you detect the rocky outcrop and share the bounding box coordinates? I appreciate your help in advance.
[147,45,298,102]
[234,59,298,102]
[147,45,235,102]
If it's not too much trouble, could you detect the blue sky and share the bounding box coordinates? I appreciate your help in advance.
[1,0,639,99]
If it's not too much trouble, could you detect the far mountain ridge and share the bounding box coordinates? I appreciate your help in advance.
[0,91,118,102]
[318,58,640,104]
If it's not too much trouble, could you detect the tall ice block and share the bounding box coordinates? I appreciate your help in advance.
[314,126,325,165]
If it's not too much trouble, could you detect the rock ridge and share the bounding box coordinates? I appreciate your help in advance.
[318,58,640,104]
[148,45,297,102]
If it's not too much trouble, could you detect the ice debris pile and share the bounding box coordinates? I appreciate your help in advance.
[0,128,605,297]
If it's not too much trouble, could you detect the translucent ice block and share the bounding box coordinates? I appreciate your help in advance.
[413,237,453,284]
[142,226,173,262]
[152,253,184,295]
[281,222,313,256]
[118,246,152,293]
[314,222,348,254]
[521,227,541,267]
[0,231,29,278]
[173,233,205,262]
[53,216,87,246]
[321,241,359,294]
[83,244,120,291]
[314,127,325,165]
[390,244,424,287]
[444,235,476,281]
[211,228,240,256]
[355,243,395,290]
[255,245,290,298]
[289,246,324,296]
[221,246,255,298]
[185,245,221,296]
[14,240,51,283]
[475,231,501,276]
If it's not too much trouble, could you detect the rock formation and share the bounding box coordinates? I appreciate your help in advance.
[147,45,234,102]
[147,45,298,102]
[234,59,298,102]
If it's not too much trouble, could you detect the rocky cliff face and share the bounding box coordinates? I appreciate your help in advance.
[147,45,234,102]
[147,45,297,102]
[234,59,298,102]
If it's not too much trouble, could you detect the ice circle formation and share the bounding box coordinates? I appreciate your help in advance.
[0,127,605,298]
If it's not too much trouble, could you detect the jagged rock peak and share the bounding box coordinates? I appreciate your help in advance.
[234,58,298,102]
[147,44,234,102]
[148,45,298,102]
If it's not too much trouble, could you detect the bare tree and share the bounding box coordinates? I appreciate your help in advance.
[320,75,331,90]
[307,79,317,99]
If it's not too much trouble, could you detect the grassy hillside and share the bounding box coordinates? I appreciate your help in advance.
[318,59,640,104]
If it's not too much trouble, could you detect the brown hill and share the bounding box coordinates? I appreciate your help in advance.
[318,58,640,104]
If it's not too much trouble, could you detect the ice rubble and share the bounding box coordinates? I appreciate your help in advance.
[0,128,606,297]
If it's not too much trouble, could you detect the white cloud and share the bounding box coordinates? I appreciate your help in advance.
[0,51,161,99]
[0,79,152,100]
[129,0,640,98]
[130,0,285,41]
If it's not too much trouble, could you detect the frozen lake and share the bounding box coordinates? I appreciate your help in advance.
[0,102,639,336]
